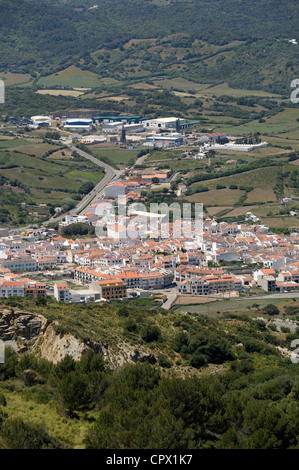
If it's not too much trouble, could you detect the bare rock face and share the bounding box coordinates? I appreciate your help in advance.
[39,324,88,364]
[0,308,48,342]
[95,341,157,369]
[0,307,88,363]
[0,307,158,367]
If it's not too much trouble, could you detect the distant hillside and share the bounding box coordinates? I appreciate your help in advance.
[1,0,299,94]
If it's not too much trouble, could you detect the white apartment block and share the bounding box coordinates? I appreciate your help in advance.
[54,283,71,302]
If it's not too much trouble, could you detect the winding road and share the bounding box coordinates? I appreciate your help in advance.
[46,143,123,224]
[66,145,122,215]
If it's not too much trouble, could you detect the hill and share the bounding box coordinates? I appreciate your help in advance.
[0,0,299,95]
[1,296,299,448]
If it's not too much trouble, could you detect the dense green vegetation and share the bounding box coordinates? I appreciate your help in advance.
[0,0,299,94]
[61,222,95,237]
[1,291,299,450]
[1,342,299,448]
[1,0,299,121]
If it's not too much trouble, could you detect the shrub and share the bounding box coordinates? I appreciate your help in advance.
[158,354,172,368]
[189,351,207,369]
[124,318,138,333]
[0,393,7,406]
[0,418,58,449]
[263,304,280,316]
[140,325,161,343]
[57,372,92,416]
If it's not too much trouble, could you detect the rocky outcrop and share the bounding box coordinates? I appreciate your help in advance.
[94,341,157,369]
[0,307,94,363]
[0,308,48,342]
[0,307,158,367]
[39,323,88,363]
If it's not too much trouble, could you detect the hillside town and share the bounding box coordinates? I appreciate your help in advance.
[2,0,299,452]
[0,206,298,305]
[0,113,298,305]
[0,104,298,307]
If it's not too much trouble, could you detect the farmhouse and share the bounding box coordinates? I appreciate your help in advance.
[104,180,141,198]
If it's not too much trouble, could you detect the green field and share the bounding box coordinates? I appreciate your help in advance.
[173,296,299,315]
[65,170,104,184]
[182,155,299,230]
[153,78,213,93]
[187,167,282,196]
[90,148,138,168]
[0,72,33,87]
[263,215,299,229]
[217,108,299,136]
[207,166,280,189]
[202,82,281,99]
[0,139,42,149]
[187,188,245,206]
[152,79,281,99]
[147,149,184,162]
[245,188,277,204]
[0,137,104,225]
[37,66,101,88]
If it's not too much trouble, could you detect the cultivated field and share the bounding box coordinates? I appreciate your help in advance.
[245,188,277,204]
[36,89,85,97]
[0,137,104,224]
[217,108,299,136]
[187,188,244,206]
[0,72,33,87]
[91,148,139,168]
[37,66,101,88]
[173,297,299,315]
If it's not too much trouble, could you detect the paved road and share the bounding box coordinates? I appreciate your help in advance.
[162,287,179,310]
[66,145,121,215]
[149,286,179,310]
[134,152,150,167]
[46,144,123,224]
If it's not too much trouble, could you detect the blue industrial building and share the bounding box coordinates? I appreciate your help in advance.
[145,134,183,146]
[64,118,93,130]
